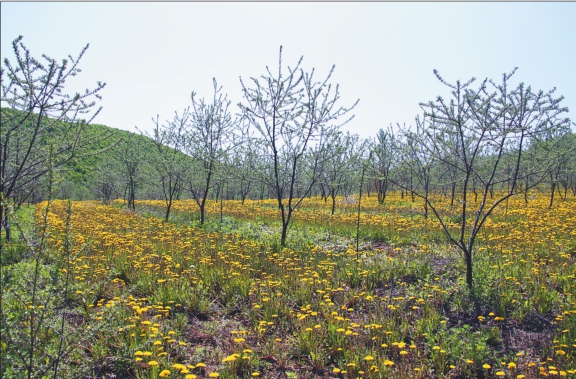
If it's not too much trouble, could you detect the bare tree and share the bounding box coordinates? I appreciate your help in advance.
[185,78,238,225]
[229,131,260,204]
[398,117,445,219]
[370,126,399,204]
[408,68,571,289]
[114,132,149,210]
[239,46,358,245]
[319,131,365,215]
[147,111,188,221]
[90,154,122,203]
[1,36,108,244]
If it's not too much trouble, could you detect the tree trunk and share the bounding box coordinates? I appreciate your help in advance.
[280,223,288,246]
[549,181,556,208]
[200,204,205,225]
[465,250,473,289]
[331,193,336,215]
[3,211,11,243]
[165,202,172,221]
[0,203,6,253]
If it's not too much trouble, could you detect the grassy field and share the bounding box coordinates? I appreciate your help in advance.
[1,192,575,378]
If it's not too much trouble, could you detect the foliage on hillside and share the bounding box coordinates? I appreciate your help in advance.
[1,107,197,200]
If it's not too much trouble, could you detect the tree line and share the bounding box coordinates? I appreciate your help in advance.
[2,36,575,288]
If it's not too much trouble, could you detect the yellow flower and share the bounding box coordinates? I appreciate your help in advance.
[159,370,171,377]
[148,361,159,366]
[209,373,219,378]
[364,355,375,361]
[495,372,505,377]
[483,364,491,369]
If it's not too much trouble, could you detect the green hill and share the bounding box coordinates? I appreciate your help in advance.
[1,107,190,202]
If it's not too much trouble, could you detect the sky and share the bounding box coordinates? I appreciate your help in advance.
[2,2,575,139]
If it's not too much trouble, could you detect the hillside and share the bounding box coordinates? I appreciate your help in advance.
[1,107,195,201]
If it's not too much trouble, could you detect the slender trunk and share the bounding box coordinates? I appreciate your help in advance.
[3,211,10,243]
[556,181,566,201]
[331,192,336,215]
[0,202,4,262]
[220,185,224,224]
[423,176,429,220]
[549,181,556,208]
[165,203,172,221]
[356,164,365,254]
[199,204,205,224]
[465,249,473,289]
[281,221,289,246]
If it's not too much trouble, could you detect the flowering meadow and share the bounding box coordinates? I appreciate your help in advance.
[1,192,575,378]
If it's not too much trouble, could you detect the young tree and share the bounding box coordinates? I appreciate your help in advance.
[398,117,444,219]
[239,46,358,245]
[90,154,122,203]
[1,36,108,244]
[530,130,576,207]
[319,131,365,215]
[185,78,238,225]
[115,132,150,210]
[410,68,571,289]
[370,127,399,204]
[148,111,188,221]
[229,132,260,204]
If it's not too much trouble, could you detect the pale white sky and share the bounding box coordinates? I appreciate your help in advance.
[2,2,575,138]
